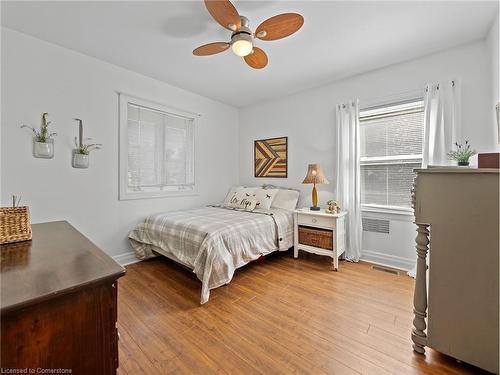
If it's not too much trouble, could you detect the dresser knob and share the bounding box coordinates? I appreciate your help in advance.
[312,218,317,223]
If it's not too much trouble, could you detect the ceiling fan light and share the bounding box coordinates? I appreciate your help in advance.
[231,32,253,57]
[231,40,253,56]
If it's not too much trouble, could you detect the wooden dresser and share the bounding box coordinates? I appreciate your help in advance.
[1,221,125,374]
[411,168,499,373]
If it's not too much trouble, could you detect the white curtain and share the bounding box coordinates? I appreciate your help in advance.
[422,80,460,167]
[408,80,460,277]
[335,100,362,261]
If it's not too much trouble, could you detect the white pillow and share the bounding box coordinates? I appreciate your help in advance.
[271,189,300,210]
[224,186,257,205]
[242,198,258,211]
[227,196,258,211]
[225,187,257,210]
[223,186,243,206]
[252,188,279,210]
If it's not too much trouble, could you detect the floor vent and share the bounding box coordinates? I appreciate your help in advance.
[371,265,399,275]
[362,218,390,234]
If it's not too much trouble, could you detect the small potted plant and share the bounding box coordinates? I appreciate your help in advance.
[72,118,102,168]
[21,113,57,158]
[447,140,476,166]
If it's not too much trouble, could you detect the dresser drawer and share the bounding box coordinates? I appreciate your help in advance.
[298,226,333,250]
[297,214,334,229]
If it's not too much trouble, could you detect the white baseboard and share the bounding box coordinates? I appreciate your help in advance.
[113,251,141,266]
[360,250,415,271]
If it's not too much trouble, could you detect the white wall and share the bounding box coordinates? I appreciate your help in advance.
[1,28,239,261]
[2,25,497,271]
[239,39,497,270]
[487,13,499,137]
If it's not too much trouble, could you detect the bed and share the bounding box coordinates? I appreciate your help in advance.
[128,204,294,304]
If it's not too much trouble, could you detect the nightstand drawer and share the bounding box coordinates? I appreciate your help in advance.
[297,214,334,229]
[298,226,333,250]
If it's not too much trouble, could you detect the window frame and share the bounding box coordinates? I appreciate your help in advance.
[359,98,424,214]
[119,94,198,201]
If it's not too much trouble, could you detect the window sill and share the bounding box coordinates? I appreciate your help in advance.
[119,190,199,201]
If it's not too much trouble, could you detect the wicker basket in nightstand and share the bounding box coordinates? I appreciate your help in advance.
[298,226,333,250]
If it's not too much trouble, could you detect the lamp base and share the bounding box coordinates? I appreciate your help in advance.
[310,206,321,211]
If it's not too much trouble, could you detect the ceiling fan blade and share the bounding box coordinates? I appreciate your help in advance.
[244,47,268,69]
[255,13,304,41]
[193,42,230,56]
[204,0,241,31]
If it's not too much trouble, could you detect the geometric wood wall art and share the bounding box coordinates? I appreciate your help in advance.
[254,136,288,178]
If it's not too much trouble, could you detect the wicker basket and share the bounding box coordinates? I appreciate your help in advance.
[1,240,31,270]
[298,225,333,250]
[0,206,32,244]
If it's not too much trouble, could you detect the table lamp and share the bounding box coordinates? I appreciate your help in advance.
[302,164,329,211]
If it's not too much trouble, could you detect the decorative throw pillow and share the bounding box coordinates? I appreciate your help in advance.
[225,187,257,210]
[223,186,244,206]
[241,197,258,211]
[251,188,279,210]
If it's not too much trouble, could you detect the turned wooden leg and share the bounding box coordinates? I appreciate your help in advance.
[412,223,430,354]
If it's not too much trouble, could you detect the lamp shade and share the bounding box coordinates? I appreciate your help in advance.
[302,164,329,184]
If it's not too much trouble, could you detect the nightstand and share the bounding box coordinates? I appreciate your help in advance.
[294,208,347,271]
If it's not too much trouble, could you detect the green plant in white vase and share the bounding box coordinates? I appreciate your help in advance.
[447,140,476,166]
[72,118,102,168]
[21,113,57,158]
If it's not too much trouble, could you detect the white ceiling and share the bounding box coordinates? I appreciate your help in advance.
[2,1,498,107]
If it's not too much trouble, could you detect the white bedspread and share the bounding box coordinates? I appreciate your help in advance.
[128,206,294,303]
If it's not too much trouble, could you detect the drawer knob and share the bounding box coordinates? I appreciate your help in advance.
[312,218,317,223]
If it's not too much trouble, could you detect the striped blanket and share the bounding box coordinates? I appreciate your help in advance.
[128,206,294,304]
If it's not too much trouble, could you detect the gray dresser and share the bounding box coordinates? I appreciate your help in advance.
[411,168,499,373]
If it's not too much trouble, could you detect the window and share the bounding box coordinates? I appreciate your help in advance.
[119,95,196,200]
[359,99,424,210]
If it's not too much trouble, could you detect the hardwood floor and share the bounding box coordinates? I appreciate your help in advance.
[117,251,488,374]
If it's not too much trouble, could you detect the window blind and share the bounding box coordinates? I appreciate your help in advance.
[126,103,194,194]
[360,100,424,208]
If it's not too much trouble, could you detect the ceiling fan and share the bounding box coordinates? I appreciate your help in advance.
[193,0,304,69]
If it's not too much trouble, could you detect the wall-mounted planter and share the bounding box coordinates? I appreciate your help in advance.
[22,113,57,159]
[72,118,101,169]
[33,138,54,159]
[72,150,89,168]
